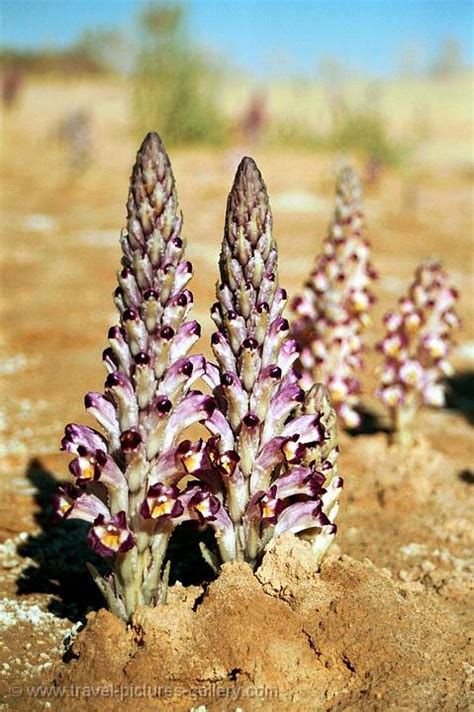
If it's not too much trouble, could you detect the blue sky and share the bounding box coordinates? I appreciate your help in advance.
[1,0,473,76]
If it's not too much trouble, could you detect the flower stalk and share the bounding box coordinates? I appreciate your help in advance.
[200,158,342,568]
[376,260,459,445]
[291,165,377,428]
[58,133,214,621]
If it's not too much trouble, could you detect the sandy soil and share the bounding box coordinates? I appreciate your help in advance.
[0,79,473,711]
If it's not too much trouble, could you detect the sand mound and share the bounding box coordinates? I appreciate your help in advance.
[53,534,471,711]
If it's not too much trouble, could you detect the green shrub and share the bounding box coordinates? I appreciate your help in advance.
[329,108,410,167]
[132,3,227,146]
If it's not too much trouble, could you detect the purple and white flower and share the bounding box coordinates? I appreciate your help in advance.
[200,157,342,567]
[58,133,215,620]
[291,165,377,428]
[376,260,460,444]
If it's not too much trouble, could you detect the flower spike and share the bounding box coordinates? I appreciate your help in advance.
[202,157,342,567]
[291,165,377,428]
[377,259,459,445]
[58,134,213,621]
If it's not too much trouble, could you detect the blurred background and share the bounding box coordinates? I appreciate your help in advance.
[0,1,473,491]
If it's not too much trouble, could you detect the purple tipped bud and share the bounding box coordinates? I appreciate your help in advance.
[108,325,125,340]
[242,337,258,350]
[180,360,193,377]
[134,351,150,365]
[105,372,122,389]
[102,347,117,363]
[156,396,172,414]
[161,325,175,340]
[123,308,138,321]
[120,429,142,451]
[221,372,234,387]
[243,413,260,427]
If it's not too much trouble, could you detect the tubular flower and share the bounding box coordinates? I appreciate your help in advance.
[58,133,213,621]
[202,158,342,568]
[291,165,377,428]
[376,260,460,445]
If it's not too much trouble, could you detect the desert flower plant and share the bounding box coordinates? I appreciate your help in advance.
[376,260,459,445]
[291,165,377,428]
[188,158,343,568]
[56,137,343,622]
[56,133,217,621]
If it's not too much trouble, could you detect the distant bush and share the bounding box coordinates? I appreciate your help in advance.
[267,120,324,150]
[328,108,411,167]
[132,3,227,146]
[0,28,124,77]
[0,48,108,76]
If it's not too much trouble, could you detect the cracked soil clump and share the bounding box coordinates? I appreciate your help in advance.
[53,535,472,711]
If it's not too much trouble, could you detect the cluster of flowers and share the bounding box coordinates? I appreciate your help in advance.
[201,158,342,566]
[291,165,377,428]
[376,260,460,443]
[57,134,342,620]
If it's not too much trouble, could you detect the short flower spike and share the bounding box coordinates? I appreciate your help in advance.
[291,165,377,428]
[377,260,460,445]
[202,158,342,567]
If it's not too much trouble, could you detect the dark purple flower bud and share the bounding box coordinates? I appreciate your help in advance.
[108,325,125,340]
[123,308,138,321]
[120,429,142,451]
[156,396,173,415]
[134,351,150,366]
[242,337,258,350]
[220,372,234,387]
[161,325,175,340]
[243,412,260,428]
[105,372,122,389]
[180,359,193,377]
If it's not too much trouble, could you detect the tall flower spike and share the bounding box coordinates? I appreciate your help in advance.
[377,259,459,446]
[291,165,377,428]
[58,133,212,621]
[202,157,342,567]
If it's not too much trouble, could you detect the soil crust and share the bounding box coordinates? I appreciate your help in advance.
[54,538,471,711]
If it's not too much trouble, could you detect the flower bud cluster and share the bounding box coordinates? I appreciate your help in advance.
[377,260,459,442]
[292,166,377,428]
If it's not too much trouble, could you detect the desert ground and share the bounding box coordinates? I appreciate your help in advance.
[0,76,473,710]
